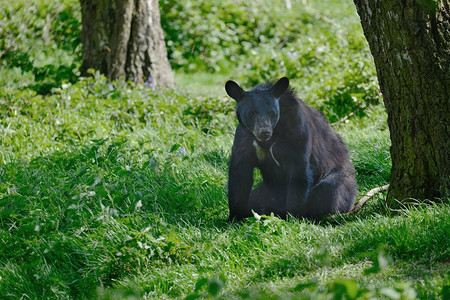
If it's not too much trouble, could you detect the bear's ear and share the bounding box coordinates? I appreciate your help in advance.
[225,80,244,101]
[271,77,289,98]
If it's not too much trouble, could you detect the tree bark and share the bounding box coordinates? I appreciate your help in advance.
[80,0,174,87]
[353,0,449,203]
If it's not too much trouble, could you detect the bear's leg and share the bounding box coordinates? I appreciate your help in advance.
[304,171,356,218]
[249,184,287,218]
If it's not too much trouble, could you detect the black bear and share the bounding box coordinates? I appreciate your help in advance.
[225,77,357,221]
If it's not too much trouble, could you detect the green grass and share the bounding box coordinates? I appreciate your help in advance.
[0,74,449,299]
[174,72,230,98]
[1,0,449,298]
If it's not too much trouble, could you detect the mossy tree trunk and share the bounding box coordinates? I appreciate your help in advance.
[353,0,449,203]
[80,0,174,87]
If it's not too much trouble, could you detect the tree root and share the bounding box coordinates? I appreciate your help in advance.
[347,184,390,214]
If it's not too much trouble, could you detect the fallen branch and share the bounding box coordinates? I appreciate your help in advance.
[347,184,389,214]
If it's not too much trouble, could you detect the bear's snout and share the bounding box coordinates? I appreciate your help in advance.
[255,128,272,142]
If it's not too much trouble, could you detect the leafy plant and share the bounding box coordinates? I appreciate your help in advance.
[0,0,80,93]
[0,1,448,299]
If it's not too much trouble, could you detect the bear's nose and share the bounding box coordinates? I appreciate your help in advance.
[256,129,272,142]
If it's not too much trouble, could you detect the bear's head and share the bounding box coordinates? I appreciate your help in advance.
[225,77,289,142]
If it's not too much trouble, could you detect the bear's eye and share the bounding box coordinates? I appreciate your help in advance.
[249,111,257,117]
[269,111,276,118]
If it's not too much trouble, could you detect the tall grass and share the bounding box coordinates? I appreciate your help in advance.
[0,0,448,298]
[1,74,449,298]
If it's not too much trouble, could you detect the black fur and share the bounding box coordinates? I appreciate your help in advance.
[226,77,357,221]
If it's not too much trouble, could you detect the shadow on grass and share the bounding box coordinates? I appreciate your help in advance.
[202,149,229,171]
[3,138,447,298]
[0,139,230,298]
[2,145,230,224]
[1,49,80,95]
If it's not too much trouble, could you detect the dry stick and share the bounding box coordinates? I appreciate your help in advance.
[347,184,390,214]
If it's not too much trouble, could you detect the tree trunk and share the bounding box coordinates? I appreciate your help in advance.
[353,0,449,203]
[80,0,174,87]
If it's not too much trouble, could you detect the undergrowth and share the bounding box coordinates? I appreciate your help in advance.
[0,0,448,299]
[0,74,449,298]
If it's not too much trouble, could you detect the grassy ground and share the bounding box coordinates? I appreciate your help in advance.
[1,0,449,298]
[0,74,449,299]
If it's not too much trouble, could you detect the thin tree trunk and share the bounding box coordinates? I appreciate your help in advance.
[353,0,449,203]
[80,0,174,87]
